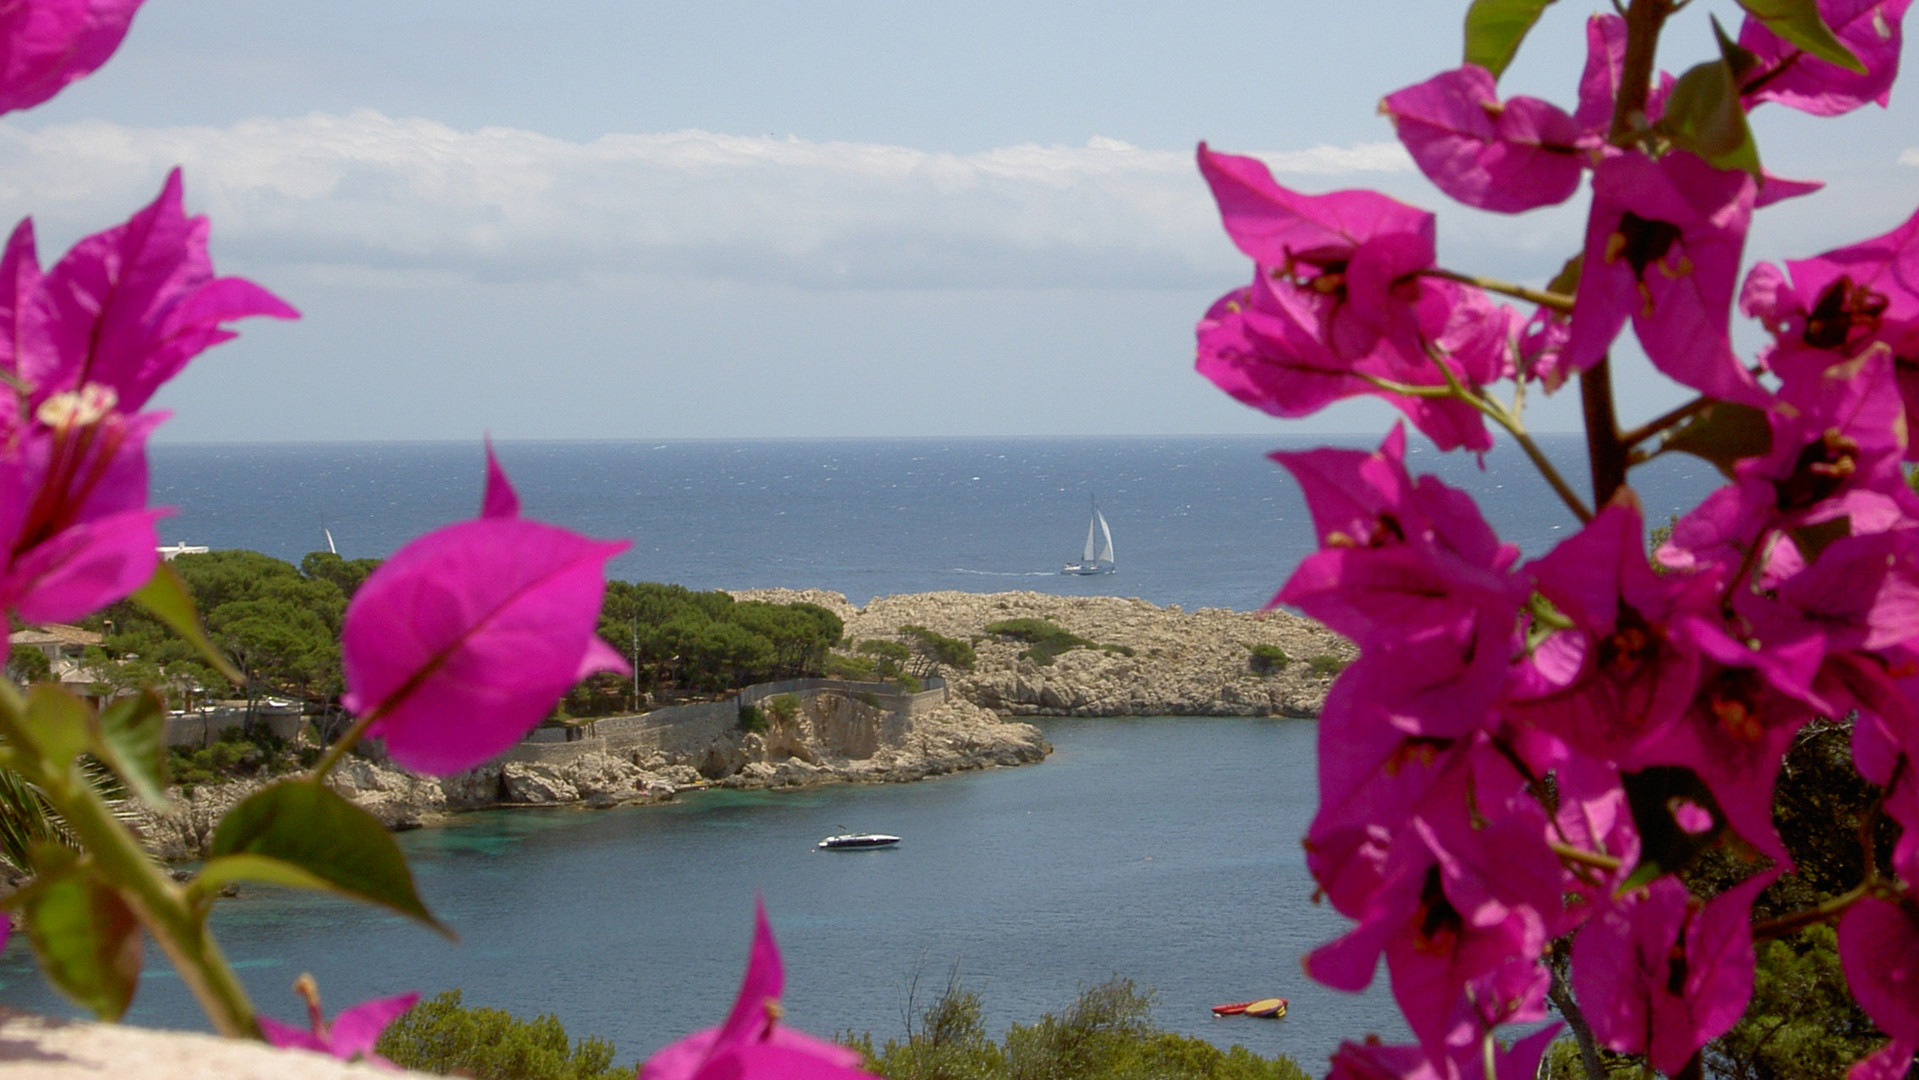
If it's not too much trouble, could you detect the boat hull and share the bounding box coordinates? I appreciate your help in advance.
[817,834,901,850]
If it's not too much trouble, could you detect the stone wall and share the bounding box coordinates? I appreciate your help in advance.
[494,678,944,767]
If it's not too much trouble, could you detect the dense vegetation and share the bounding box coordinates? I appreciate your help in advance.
[847,976,1310,1080]
[375,990,629,1080]
[563,581,843,713]
[75,552,846,721]
[372,979,1310,1080]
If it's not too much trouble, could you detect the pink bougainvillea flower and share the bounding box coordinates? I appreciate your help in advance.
[258,977,417,1070]
[1838,897,1919,1080]
[1573,871,1776,1075]
[1197,144,1436,355]
[22,169,298,415]
[1327,1026,1559,1080]
[1739,0,1912,117]
[1743,205,1919,453]
[342,446,631,774]
[1507,499,1714,765]
[1195,146,1520,452]
[1574,14,1629,137]
[0,0,146,116]
[1382,65,1584,213]
[1307,737,1559,1061]
[642,901,875,1080]
[1565,151,1769,407]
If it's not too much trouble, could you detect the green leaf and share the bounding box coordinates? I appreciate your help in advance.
[17,858,143,1020]
[130,563,245,686]
[20,684,94,774]
[1657,52,1762,178]
[189,853,351,905]
[1544,252,1582,298]
[1663,401,1773,477]
[1736,0,1868,72]
[1462,0,1559,79]
[92,690,171,812]
[209,779,450,936]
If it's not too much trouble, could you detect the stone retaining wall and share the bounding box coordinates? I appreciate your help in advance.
[496,678,944,767]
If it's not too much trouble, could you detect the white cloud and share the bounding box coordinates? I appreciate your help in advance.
[1902,147,1919,166]
[0,112,1411,289]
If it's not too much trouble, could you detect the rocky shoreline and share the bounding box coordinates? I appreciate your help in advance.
[133,590,1348,860]
[134,696,1046,861]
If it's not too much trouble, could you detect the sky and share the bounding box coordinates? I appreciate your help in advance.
[4,1,1916,443]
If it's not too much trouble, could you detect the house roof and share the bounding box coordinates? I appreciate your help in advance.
[9,624,104,648]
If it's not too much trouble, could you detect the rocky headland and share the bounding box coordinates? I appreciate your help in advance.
[733,588,1354,718]
[134,695,1044,861]
[133,590,1347,860]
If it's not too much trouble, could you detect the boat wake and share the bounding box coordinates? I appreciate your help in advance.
[948,568,1057,577]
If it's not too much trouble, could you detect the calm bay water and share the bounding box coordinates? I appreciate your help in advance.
[0,718,1398,1069]
[0,436,1730,1065]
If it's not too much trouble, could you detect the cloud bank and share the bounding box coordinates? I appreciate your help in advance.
[0,112,1414,289]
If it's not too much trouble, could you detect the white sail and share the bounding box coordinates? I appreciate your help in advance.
[1064,501,1117,574]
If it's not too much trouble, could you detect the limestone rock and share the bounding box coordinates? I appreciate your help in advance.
[0,1009,442,1079]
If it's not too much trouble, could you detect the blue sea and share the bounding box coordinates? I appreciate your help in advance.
[0,436,1728,1069]
[145,434,1724,612]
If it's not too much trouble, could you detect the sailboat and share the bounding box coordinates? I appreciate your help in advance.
[1062,500,1116,575]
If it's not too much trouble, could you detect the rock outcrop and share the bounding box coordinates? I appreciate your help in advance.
[730,588,1353,717]
[132,694,1046,859]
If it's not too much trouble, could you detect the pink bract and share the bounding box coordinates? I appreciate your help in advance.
[1838,897,1919,1079]
[27,169,299,415]
[1739,0,1911,116]
[1382,65,1583,213]
[342,447,630,775]
[258,991,418,1069]
[1574,871,1775,1075]
[0,0,146,116]
[642,901,875,1080]
[1565,151,1769,408]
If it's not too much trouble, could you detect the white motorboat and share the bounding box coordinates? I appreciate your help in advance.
[1062,500,1116,575]
[817,833,901,850]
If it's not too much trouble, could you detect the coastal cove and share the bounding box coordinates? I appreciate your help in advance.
[0,716,1404,1071]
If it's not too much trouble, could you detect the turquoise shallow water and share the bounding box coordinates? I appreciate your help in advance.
[0,717,1405,1070]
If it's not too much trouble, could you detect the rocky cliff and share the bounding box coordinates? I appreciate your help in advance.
[133,696,1046,860]
[730,588,1353,717]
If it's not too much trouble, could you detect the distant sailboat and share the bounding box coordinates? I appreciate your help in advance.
[1062,500,1116,575]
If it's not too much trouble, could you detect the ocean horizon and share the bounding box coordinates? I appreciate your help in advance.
[150,433,1725,613]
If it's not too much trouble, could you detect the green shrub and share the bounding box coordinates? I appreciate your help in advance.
[737,702,767,733]
[375,990,629,1080]
[767,693,801,726]
[983,619,1095,667]
[852,977,1309,1080]
[899,624,978,673]
[1247,644,1289,675]
[1098,643,1136,658]
[1305,654,1348,677]
[826,653,879,681]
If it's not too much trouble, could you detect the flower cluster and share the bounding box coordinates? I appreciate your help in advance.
[0,5,873,1076]
[1198,2,1919,1078]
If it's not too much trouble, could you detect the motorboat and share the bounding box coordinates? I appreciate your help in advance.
[817,833,901,850]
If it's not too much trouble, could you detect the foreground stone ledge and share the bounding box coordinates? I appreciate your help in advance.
[0,1011,442,1079]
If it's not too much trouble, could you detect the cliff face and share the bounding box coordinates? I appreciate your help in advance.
[730,589,1354,718]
